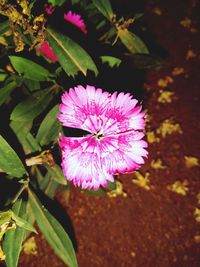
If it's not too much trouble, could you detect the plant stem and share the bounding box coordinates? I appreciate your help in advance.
[11,182,28,205]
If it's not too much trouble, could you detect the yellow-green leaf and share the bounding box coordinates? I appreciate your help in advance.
[3,199,31,267]
[118,29,149,54]
[0,135,27,178]
[92,0,114,21]
[47,28,98,77]
[36,105,61,146]
[29,189,77,267]
[10,88,52,121]
[9,56,53,81]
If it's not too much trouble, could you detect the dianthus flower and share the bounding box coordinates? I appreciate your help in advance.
[39,41,58,63]
[58,85,148,190]
[44,4,55,15]
[64,11,87,34]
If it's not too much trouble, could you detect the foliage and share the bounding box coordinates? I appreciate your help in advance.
[0,0,151,266]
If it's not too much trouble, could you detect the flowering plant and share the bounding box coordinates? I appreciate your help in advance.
[0,0,149,266]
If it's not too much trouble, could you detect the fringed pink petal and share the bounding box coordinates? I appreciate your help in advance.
[64,11,87,34]
[44,4,55,15]
[58,85,148,190]
[59,135,113,190]
[39,41,58,63]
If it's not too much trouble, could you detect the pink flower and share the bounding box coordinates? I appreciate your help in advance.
[58,85,148,190]
[39,41,58,63]
[64,11,87,34]
[44,4,55,15]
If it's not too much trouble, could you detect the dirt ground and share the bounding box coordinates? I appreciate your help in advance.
[12,0,200,267]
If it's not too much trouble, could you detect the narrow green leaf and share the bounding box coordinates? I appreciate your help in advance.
[10,88,53,121]
[9,56,53,81]
[23,133,42,153]
[23,202,36,241]
[0,211,12,227]
[84,188,105,196]
[106,181,117,191]
[45,179,60,199]
[47,28,98,77]
[35,167,48,189]
[0,20,10,35]
[100,56,121,68]
[92,0,114,21]
[10,120,35,155]
[0,135,27,178]
[0,211,14,240]
[118,29,149,54]
[48,0,65,6]
[12,214,37,234]
[0,73,8,82]
[10,120,33,145]
[23,79,40,92]
[10,121,41,154]
[71,0,80,4]
[36,105,61,146]
[125,54,164,70]
[29,189,77,267]
[35,167,59,199]
[0,80,17,106]
[45,164,67,185]
[3,199,29,267]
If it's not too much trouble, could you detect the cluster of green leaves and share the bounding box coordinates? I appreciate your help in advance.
[0,0,150,266]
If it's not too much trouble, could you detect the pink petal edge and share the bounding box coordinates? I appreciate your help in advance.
[64,11,87,34]
[58,85,148,190]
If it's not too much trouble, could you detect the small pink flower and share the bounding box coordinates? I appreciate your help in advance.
[45,4,55,15]
[64,11,87,34]
[39,41,58,63]
[58,85,148,190]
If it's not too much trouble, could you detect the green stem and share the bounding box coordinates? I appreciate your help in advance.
[11,182,28,205]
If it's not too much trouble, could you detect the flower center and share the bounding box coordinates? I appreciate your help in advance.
[93,131,104,140]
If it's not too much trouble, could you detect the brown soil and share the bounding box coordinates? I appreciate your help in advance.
[13,0,200,267]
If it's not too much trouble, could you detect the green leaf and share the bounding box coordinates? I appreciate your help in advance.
[10,88,53,121]
[125,54,165,70]
[35,167,58,198]
[92,0,114,21]
[36,105,61,146]
[106,181,117,191]
[3,199,30,267]
[100,56,121,68]
[45,164,67,185]
[0,135,27,178]
[0,211,14,240]
[9,56,53,81]
[10,121,41,154]
[0,80,17,106]
[0,73,8,82]
[22,133,42,154]
[71,0,80,4]
[23,79,40,92]
[29,189,78,267]
[0,20,10,35]
[118,29,149,54]
[10,120,40,155]
[12,214,37,234]
[0,210,12,227]
[45,179,60,199]
[10,120,33,145]
[84,188,105,196]
[47,28,98,77]
[48,0,65,6]
[133,13,144,20]
[23,202,36,241]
